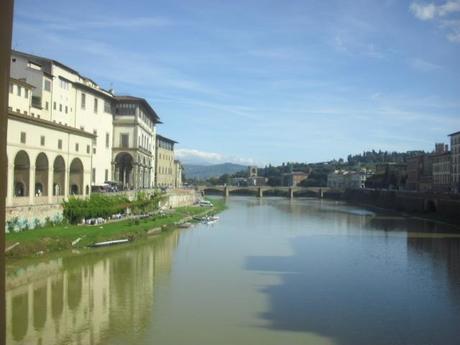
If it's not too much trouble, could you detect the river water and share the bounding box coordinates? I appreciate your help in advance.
[6,197,460,345]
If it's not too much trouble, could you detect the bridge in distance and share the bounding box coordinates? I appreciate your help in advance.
[196,185,330,198]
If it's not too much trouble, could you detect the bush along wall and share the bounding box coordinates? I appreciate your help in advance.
[63,192,165,224]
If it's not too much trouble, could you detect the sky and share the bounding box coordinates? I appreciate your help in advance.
[12,0,460,166]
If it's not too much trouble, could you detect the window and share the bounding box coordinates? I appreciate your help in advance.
[20,132,26,144]
[60,78,70,90]
[44,79,51,91]
[104,100,111,113]
[24,89,28,98]
[40,136,45,146]
[105,169,109,182]
[93,147,96,154]
[115,103,136,115]
[87,145,90,154]
[81,93,86,109]
[80,126,85,131]
[92,168,96,183]
[59,104,62,112]
[93,130,97,144]
[121,134,129,148]
[17,86,21,96]
[53,102,56,110]
[65,106,68,114]
[94,98,98,113]
[58,139,63,149]
[75,143,79,152]
[9,83,13,93]
[45,101,49,110]
[106,133,110,148]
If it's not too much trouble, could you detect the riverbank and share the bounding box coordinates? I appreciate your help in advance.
[336,189,460,226]
[5,198,226,259]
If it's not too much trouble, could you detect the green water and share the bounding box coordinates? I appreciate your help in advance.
[6,197,460,345]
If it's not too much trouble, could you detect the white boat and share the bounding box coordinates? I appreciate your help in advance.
[91,239,129,247]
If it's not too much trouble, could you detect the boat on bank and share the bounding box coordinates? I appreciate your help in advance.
[91,239,130,248]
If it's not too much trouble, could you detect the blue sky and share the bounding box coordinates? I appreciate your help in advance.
[12,0,460,165]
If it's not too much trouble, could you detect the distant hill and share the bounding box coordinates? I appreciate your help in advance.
[184,163,248,180]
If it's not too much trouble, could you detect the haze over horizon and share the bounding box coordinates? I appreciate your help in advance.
[12,0,460,166]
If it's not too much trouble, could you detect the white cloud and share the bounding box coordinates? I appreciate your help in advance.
[410,1,460,43]
[410,2,438,20]
[175,148,257,165]
[16,11,171,31]
[410,1,460,20]
[410,57,442,71]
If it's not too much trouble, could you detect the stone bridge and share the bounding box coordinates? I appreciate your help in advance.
[196,185,329,198]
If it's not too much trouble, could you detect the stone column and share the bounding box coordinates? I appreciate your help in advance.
[64,168,70,200]
[6,161,13,206]
[258,187,263,198]
[29,165,35,204]
[289,188,294,199]
[224,186,229,198]
[47,167,53,204]
[111,162,116,181]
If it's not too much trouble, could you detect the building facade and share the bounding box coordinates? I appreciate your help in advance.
[155,135,177,188]
[174,160,183,188]
[450,131,460,193]
[432,151,451,193]
[112,96,160,190]
[6,50,182,221]
[327,170,369,190]
[282,171,309,187]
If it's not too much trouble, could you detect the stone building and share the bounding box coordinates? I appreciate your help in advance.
[112,96,160,190]
[327,170,369,190]
[174,160,183,188]
[450,131,460,193]
[406,154,433,192]
[282,171,309,187]
[432,151,451,193]
[155,135,177,188]
[5,50,183,223]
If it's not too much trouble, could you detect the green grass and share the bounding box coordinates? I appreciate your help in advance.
[6,198,226,258]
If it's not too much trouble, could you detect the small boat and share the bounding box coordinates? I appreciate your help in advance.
[179,222,192,228]
[91,239,129,248]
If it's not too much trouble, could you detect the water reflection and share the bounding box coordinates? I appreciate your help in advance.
[245,200,460,345]
[6,230,179,345]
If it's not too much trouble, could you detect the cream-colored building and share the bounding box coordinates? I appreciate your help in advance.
[155,135,177,188]
[7,74,94,210]
[174,160,183,188]
[112,96,160,189]
[6,50,186,224]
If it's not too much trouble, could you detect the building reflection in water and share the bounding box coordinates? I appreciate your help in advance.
[6,230,180,345]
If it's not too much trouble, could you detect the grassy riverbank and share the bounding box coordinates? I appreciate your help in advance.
[6,198,226,258]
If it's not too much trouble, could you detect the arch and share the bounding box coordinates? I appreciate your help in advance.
[69,158,84,195]
[53,156,65,196]
[114,152,134,189]
[14,150,30,197]
[35,153,49,196]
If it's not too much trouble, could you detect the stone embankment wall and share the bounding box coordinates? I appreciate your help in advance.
[160,189,199,208]
[5,189,200,229]
[341,189,460,224]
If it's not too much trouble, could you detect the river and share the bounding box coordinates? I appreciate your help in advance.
[6,197,460,345]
